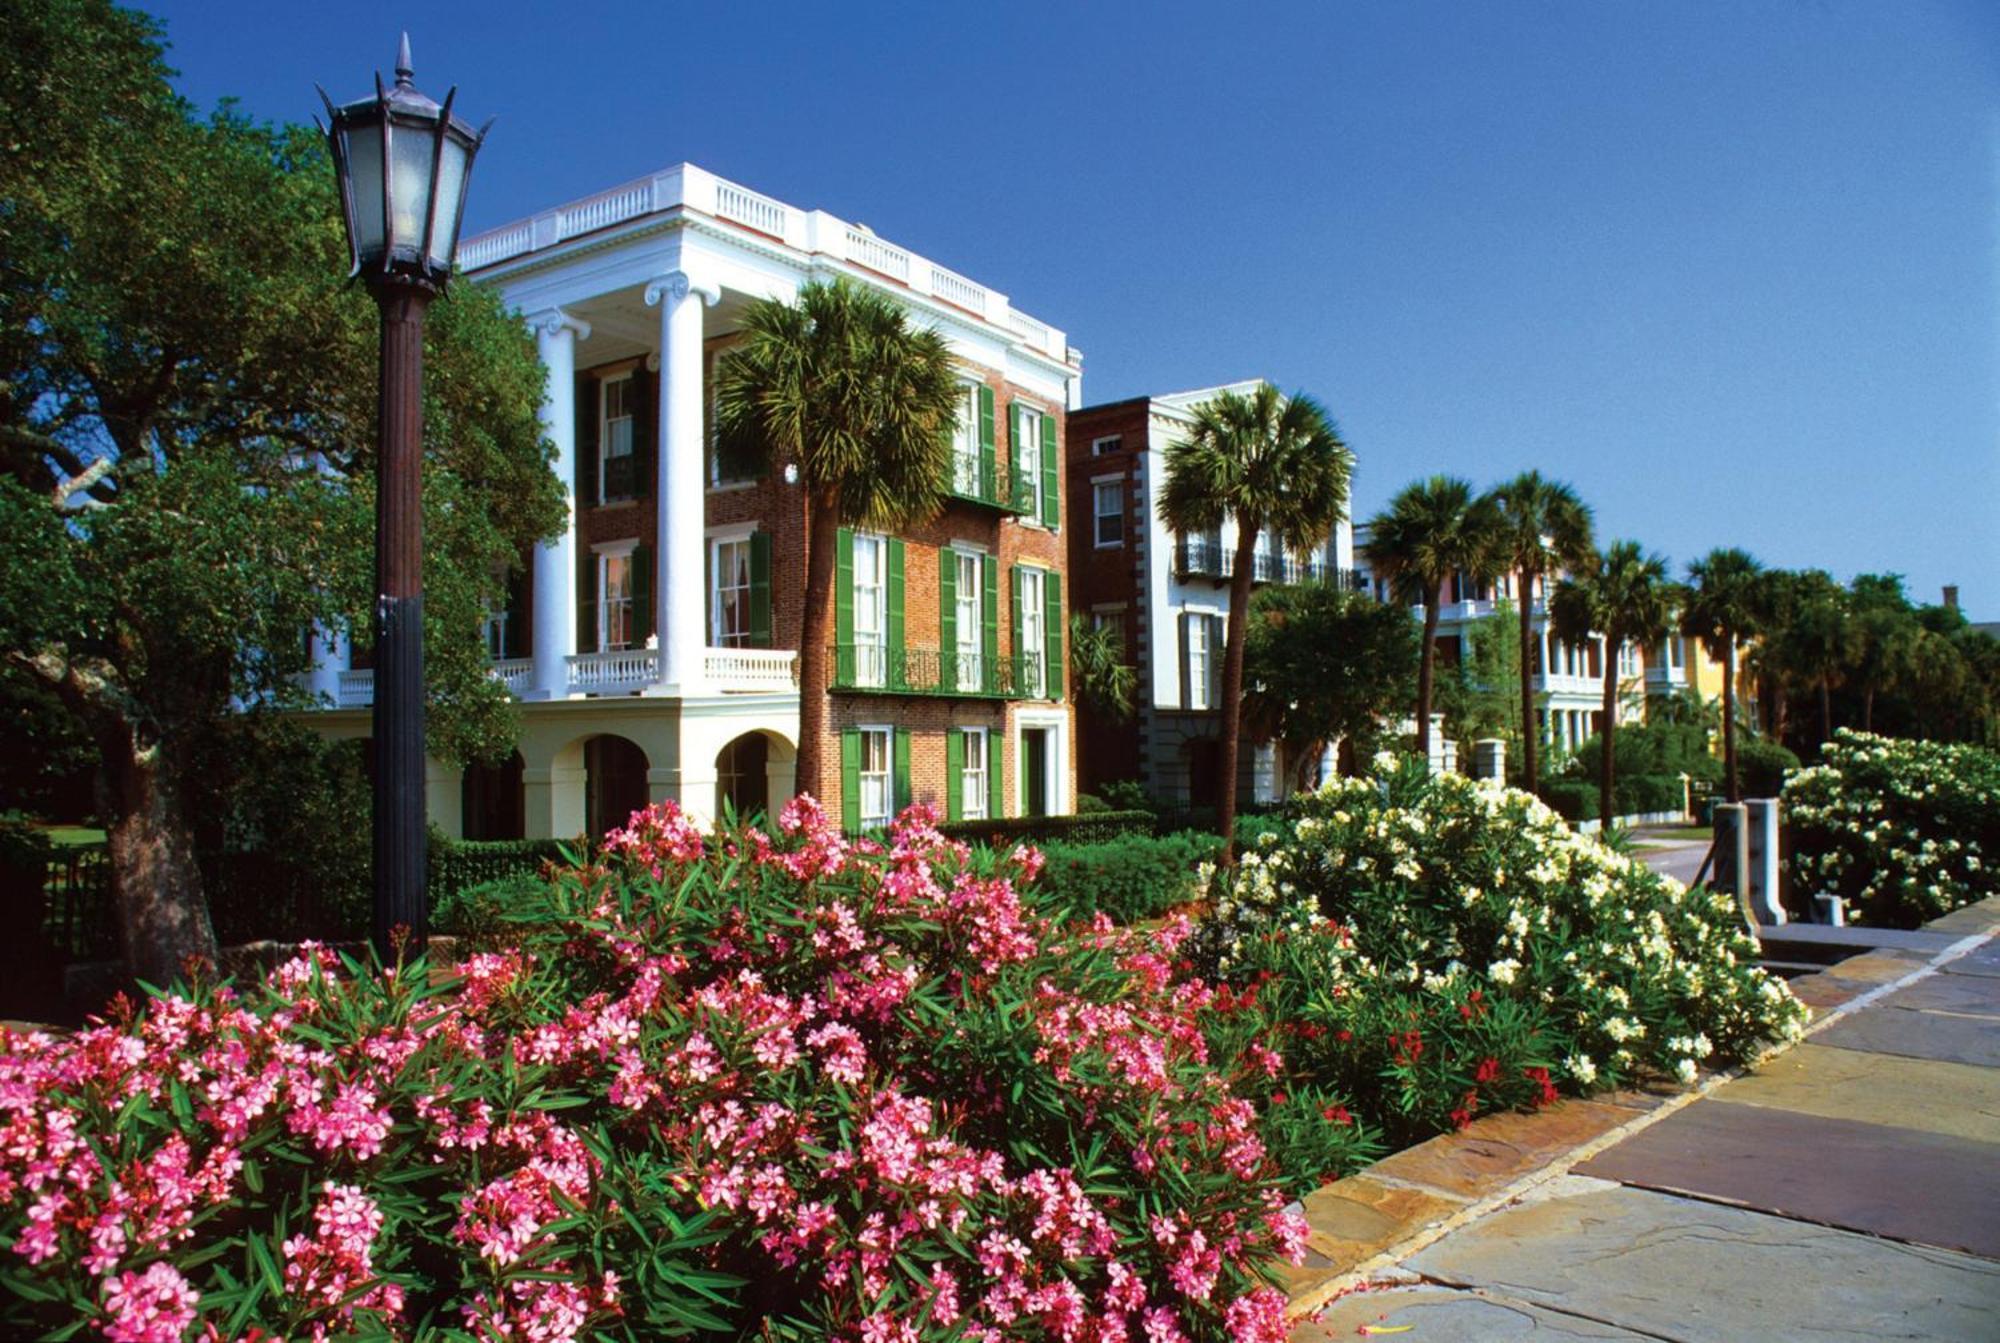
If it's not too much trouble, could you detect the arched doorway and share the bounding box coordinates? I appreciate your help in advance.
[715,733,771,824]
[583,735,649,838]
[461,750,525,840]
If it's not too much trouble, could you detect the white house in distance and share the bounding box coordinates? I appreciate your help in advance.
[301,163,1083,841]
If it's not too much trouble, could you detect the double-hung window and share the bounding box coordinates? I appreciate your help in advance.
[711,537,752,647]
[1093,479,1123,548]
[960,729,989,820]
[1186,613,1214,710]
[1091,435,1122,456]
[599,550,635,652]
[951,381,981,497]
[1016,406,1043,518]
[858,726,893,830]
[1019,567,1046,698]
[600,374,635,503]
[852,534,887,687]
[954,549,983,692]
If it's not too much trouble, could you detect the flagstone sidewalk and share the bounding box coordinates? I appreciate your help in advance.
[1284,896,2000,1342]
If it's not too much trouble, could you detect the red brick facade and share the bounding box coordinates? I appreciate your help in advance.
[1064,398,1152,794]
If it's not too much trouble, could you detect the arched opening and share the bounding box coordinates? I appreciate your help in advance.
[715,733,771,824]
[583,735,650,838]
[461,750,525,841]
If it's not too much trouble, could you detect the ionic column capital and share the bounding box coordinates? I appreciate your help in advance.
[528,306,592,342]
[644,270,721,309]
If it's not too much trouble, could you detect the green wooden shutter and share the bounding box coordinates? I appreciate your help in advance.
[579,548,598,652]
[835,527,855,687]
[1045,570,1064,699]
[1040,411,1060,528]
[632,542,653,644]
[1208,615,1225,706]
[1008,402,1024,512]
[988,731,1005,820]
[573,373,598,506]
[840,728,861,834]
[945,728,964,823]
[1179,613,1192,710]
[886,538,906,689]
[981,554,999,693]
[629,366,656,498]
[939,550,958,688]
[978,385,997,501]
[893,727,912,812]
[748,531,772,648]
[1010,565,1025,696]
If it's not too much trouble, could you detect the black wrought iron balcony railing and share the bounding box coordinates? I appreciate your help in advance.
[945,455,1038,515]
[1174,540,1368,591]
[829,644,1034,698]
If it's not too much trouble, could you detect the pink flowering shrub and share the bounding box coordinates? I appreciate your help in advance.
[0,798,1311,1342]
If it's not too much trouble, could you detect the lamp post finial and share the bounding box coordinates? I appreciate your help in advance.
[394,33,414,88]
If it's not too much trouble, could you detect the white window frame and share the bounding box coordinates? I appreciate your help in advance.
[709,530,754,648]
[950,380,981,496]
[953,546,983,692]
[1019,565,1047,698]
[1092,476,1124,549]
[960,727,989,821]
[1090,434,1122,456]
[596,541,638,653]
[852,532,888,688]
[599,373,635,504]
[1017,405,1044,524]
[1187,611,1216,711]
[1014,712,1068,818]
[858,724,893,831]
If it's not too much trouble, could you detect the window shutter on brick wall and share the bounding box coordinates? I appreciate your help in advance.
[629,366,656,498]
[633,542,653,644]
[579,548,598,653]
[988,734,1005,820]
[1008,402,1023,509]
[939,550,957,682]
[981,554,999,690]
[893,727,911,812]
[978,385,997,500]
[840,728,861,834]
[945,728,964,824]
[835,527,854,686]
[748,531,772,647]
[1178,612,1192,710]
[574,373,597,506]
[1040,412,1059,528]
[1045,571,1064,699]
[886,538,906,688]
[1010,564,1024,693]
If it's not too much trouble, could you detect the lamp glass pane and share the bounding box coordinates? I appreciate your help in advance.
[427,136,468,268]
[342,121,386,261]
[387,118,437,256]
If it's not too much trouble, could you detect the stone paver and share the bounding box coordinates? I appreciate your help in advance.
[1875,972,2000,1018]
[1404,1181,2000,1342]
[1806,949,1927,985]
[1784,973,1876,1013]
[1575,1095,2000,1259]
[1363,1100,1634,1201]
[1296,1175,1462,1268]
[1925,897,2000,935]
[1939,943,2000,978]
[1811,1001,2000,1067]
[1717,1042,2000,1144]
[1296,1285,1653,1340]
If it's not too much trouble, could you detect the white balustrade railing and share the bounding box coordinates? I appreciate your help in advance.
[846,229,911,281]
[458,222,533,271]
[1006,308,1052,350]
[929,264,987,316]
[560,181,652,240]
[715,180,787,236]
[567,648,659,694]
[336,669,373,708]
[704,647,798,691]
[490,658,534,694]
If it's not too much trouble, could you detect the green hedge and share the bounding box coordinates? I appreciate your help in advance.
[1537,773,1687,822]
[1737,738,1800,799]
[938,809,1157,848]
[1029,831,1220,924]
[427,835,573,902]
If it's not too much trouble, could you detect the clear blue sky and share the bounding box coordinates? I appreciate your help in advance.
[147,1,1998,616]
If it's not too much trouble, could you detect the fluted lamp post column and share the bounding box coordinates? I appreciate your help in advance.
[318,35,490,960]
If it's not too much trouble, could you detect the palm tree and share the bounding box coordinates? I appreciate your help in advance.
[1156,384,1352,864]
[1551,541,1677,827]
[1681,547,1763,801]
[1362,476,1500,763]
[1488,471,1595,792]
[714,279,959,802]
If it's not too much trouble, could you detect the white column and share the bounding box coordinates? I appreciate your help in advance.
[644,270,720,694]
[529,309,590,700]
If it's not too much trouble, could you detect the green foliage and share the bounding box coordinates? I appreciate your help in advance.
[432,871,545,950]
[937,809,1157,848]
[1488,473,1594,789]
[1570,722,1721,786]
[1786,730,2000,927]
[1028,831,1220,923]
[1067,612,1137,720]
[1735,737,1800,798]
[1095,779,1152,812]
[1243,582,1417,783]
[428,835,572,903]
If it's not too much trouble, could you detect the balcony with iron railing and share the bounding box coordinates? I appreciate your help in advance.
[1173,540,1363,590]
[829,645,1033,699]
[945,452,1037,514]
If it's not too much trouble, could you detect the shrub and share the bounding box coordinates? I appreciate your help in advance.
[1031,831,1220,923]
[0,800,1309,1342]
[937,808,1156,847]
[1571,722,1721,787]
[427,834,572,901]
[1785,729,2000,927]
[1737,737,1800,799]
[1536,775,1685,822]
[1096,779,1152,812]
[1193,758,1807,1148]
[432,871,545,949]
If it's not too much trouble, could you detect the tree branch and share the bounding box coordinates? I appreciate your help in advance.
[53,455,115,509]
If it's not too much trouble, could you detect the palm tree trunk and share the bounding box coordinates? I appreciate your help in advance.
[1599,638,1618,828]
[795,491,842,809]
[1518,568,1538,791]
[1863,685,1874,733]
[1722,634,1740,803]
[1216,526,1261,867]
[1417,584,1443,762]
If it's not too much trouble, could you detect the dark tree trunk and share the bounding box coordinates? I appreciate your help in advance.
[1722,633,1740,803]
[1599,638,1619,829]
[1863,685,1874,733]
[1417,583,1443,761]
[1518,567,1539,792]
[1215,526,1261,867]
[795,490,842,811]
[1820,675,1833,745]
[99,725,217,988]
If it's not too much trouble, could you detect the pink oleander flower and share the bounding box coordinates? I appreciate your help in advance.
[100,1262,199,1343]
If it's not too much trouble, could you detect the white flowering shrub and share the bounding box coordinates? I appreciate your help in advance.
[1191,756,1806,1148]
[1785,729,1999,928]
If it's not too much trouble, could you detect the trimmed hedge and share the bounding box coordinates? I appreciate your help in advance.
[1737,738,1800,799]
[1030,831,1220,923]
[427,835,572,902]
[937,808,1157,847]
[1537,773,1687,822]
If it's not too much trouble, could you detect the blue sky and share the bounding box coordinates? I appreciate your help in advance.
[148,1,1998,615]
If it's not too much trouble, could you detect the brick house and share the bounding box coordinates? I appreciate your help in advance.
[302,165,1080,839]
[1065,383,1357,807]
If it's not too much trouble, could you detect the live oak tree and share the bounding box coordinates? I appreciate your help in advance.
[0,0,561,984]
[1242,582,1418,789]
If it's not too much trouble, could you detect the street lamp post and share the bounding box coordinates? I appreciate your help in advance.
[319,35,489,960]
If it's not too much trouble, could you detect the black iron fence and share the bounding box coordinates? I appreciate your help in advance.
[830,645,1036,698]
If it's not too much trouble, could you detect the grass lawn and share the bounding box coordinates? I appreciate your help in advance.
[1635,824,1712,842]
[39,825,105,847]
